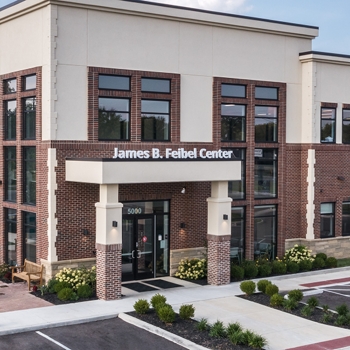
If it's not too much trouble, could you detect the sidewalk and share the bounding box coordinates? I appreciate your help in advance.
[1,268,350,350]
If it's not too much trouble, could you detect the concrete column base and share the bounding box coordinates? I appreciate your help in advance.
[207,234,231,285]
[96,243,122,300]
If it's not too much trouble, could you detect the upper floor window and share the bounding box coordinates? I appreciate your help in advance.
[255,106,278,142]
[227,149,245,200]
[99,75,130,91]
[141,78,170,93]
[98,97,130,141]
[23,97,36,140]
[4,100,17,140]
[342,109,350,144]
[320,203,335,238]
[221,84,246,98]
[255,86,278,100]
[4,78,16,94]
[5,147,16,202]
[321,107,336,143]
[141,100,170,141]
[23,75,36,91]
[342,202,350,236]
[23,147,36,205]
[221,104,246,142]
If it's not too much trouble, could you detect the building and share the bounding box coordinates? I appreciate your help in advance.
[1,0,350,300]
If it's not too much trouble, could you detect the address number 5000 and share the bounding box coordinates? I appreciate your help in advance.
[127,208,142,215]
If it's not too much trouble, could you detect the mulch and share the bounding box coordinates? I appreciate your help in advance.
[30,291,97,305]
[128,310,252,350]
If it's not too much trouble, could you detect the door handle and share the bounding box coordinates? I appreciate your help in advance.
[131,250,135,259]
[137,250,141,258]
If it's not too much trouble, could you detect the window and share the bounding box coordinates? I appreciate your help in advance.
[255,149,277,199]
[6,209,17,265]
[4,100,16,140]
[23,97,36,139]
[227,149,245,200]
[99,75,130,91]
[320,203,335,238]
[254,205,276,260]
[141,100,170,141]
[342,202,350,236]
[23,75,36,91]
[255,106,278,142]
[141,78,170,93]
[231,207,245,264]
[221,84,246,98]
[5,147,16,202]
[342,109,350,143]
[221,104,246,142]
[23,147,36,205]
[4,78,16,94]
[98,97,130,140]
[255,86,278,100]
[23,212,36,262]
[321,108,336,143]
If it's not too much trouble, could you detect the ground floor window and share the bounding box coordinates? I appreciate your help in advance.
[254,205,276,260]
[23,211,36,262]
[6,208,17,265]
[343,202,350,236]
[320,203,335,238]
[230,207,245,264]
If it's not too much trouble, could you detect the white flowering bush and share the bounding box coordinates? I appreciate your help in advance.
[55,266,96,291]
[175,258,207,280]
[283,245,315,264]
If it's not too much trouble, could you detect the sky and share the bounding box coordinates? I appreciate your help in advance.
[1,0,350,54]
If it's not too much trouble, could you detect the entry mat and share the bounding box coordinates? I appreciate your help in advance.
[122,279,183,293]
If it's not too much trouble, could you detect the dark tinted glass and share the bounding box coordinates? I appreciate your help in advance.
[23,211,36,262]
[255,86,278,100]
[24,75,36,90]
[23,97,36,139]
[6,208,17,265]
[255,106,278,142]
[141,78,170,93]
[321,108,336,143]
[4,78,16,94]
[23,147,36,205]
[5,100,17,140]
[99,75,130,90]
[343,109,350,143]
[221,84,246,98]
[228,149,245,199]
[343,202,350,236]
[5,147,16,202]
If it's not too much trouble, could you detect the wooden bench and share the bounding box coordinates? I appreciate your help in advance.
[11,259,43,291]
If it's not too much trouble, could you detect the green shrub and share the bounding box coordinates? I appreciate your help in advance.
[242,330,254,346]
[287,261,300,274]
[209,320,226,338]
[284,245,315,265]
[288,289,303,302]
[0,264,10,278]
[301,305,312,317]
[54,281,71,293]
[247,333,268,349]
[230,265,244,280]
[336,304,349,316]
[226,322,243,336]
[322,313,333,324]
[265,283,279,297]
[133,299,150,315]
[258,264,272,277]
[77,284,93,298]
[271,260,287,275]
[299,259,313,272]
[55,266,96,291]
[270,293,284,307]
[322,304,330,313]
[175,258,207,280]
[316,252,327,261]
[243,261,258,279]
[57,287,74,301]
[151,293,167,310]
[325,257,338,268]
[240,281,256,295]
[179,304,195,320]
[335,315,348,326]
[307,296,319,308]
[283,298,298,310]
[228,331,246,345]
[257,279,270,293]
[47,278,59,293]
[312,257,326,269]
[196,318,208,331]
[157,304,176,324]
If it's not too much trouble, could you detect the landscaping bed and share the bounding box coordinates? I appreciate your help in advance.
[30,290,97,305]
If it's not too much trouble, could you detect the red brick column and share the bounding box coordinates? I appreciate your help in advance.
[96,243,122,300]
[207,234,231,285]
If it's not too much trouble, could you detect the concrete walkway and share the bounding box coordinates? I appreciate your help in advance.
[1,268,350,350]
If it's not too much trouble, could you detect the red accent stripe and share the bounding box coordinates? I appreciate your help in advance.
[300,277,350,288]
[286,336,350,350]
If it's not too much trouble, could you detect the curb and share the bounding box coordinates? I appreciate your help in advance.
[119,313,209,350]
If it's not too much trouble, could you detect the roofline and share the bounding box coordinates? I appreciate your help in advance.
[0,0,25,11]
[123,0,319,30]
[300,51,350,60]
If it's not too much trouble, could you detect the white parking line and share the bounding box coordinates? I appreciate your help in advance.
[36,331,72,350]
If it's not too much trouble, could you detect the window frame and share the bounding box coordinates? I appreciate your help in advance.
[23,97,36,140]
[23,146,36,206]
[221,103,246,142]
[254,105,278,143]
[342,108,350,144]
[4,99,17,140]
[226,148,246,200]
[98,74,131,91]
[5,208,17,266]
[23,211,36,262]
[321,107,336,143]
[221,83,246,98]
[255,86,278,100]
[22,74,37,91]
[230,206,245,263]
[4,78,17,94]
[320,203,335,238]
[4,146,17,203]
[342,202,350,236]
[141,77,171,94]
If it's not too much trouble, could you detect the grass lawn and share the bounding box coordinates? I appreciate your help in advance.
[337,258,350,267]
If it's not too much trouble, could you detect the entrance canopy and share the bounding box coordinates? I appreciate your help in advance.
[66,159,241,184]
